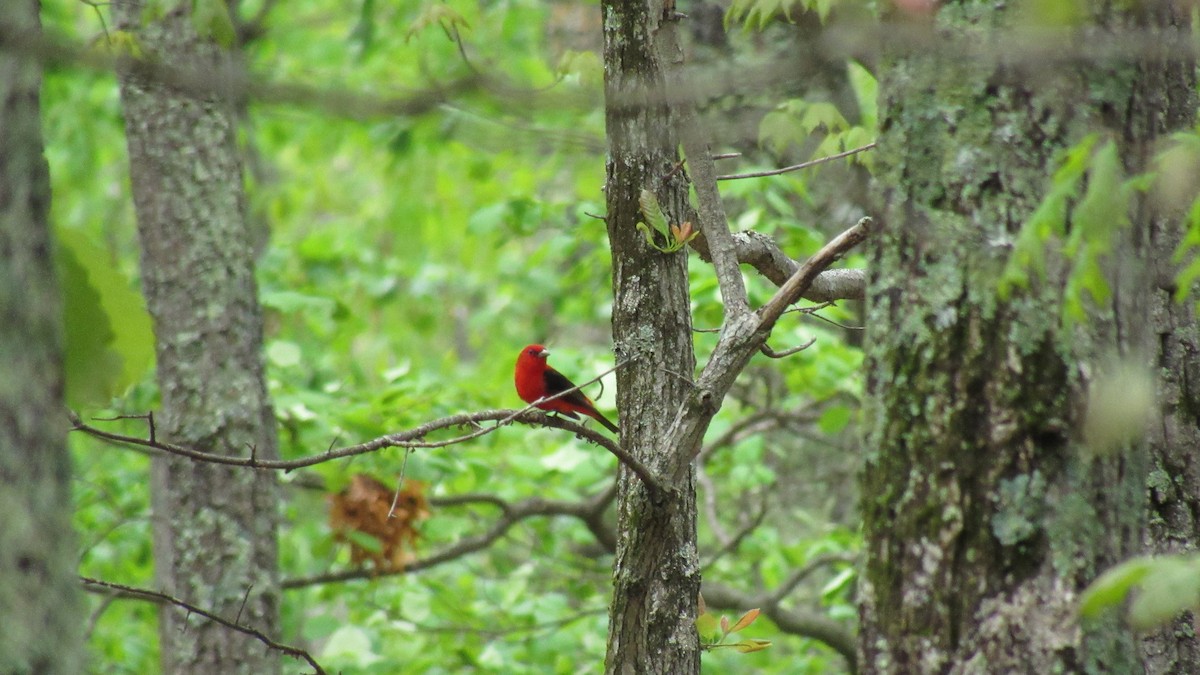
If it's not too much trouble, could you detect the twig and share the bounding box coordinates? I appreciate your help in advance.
[80,577,326,674]
[702,499,769,569]
[806,312,865,331]
[388,449,414,518]
[768,552,857,604]
[760,338,817,358]
[716,143,877,181]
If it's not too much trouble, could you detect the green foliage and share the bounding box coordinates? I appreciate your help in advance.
[756,64,876,167]
[191,0,235,47]
[727,0,842,28]
[998,136,1147,326]
[1081,554,1200,631]
[636,189,696,253]
[46,0,866,671]
[1161,129,1200,305]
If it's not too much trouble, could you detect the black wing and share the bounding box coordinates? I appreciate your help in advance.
[542,367,593,418]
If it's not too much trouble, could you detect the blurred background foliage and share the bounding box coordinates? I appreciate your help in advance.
[45,0,874,671]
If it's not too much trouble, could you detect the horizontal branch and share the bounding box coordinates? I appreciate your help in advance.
[81,577,326,674]
[71,406,664,498]
[691,229,867,303]
[283,486,615,588]
[0,21,475,120]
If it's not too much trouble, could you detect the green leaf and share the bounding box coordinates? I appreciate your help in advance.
[321,625,382,666]
[406,3,471,41]
[266,340,303,368]
[695,612,721,641]
[191,0,236,47]
[1128,556,1200,631]
[639,189,670,237]
[57,231,154,406]
[998,134,1098,299]
[817,405,853,434]
[820,566,856,599]
[345,530,384,554]
[733,639,772,653]
[1079,556,1155,618]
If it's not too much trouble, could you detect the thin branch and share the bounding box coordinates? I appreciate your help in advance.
[757,217,874,332]
[0,21,478,120]
[716,142,876,181]
[760,338,817,358]
[284,486,615,588]
[768,552,857,605]
[388,449,414,518]
[80,577,326,674]
[74,407,662,499]
[701,499,768,569]
[805,310,866,331]
[69,362,667,498]
[668,44,749,318]
[84,593,118,641]
[695,461,731,546]
[388,606,608,638]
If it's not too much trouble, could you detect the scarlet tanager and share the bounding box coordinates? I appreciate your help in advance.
[514,344,619,434]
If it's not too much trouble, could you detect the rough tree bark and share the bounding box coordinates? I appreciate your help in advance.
[0,2,83,672]
[602,0,702,671]
[861,1,1197,672]
[112,2,281,672]
[600,2,875,671]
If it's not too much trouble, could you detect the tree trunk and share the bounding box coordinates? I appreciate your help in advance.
[602,1,702,672]
[0,3,83,672]
[112,2,281,672]
[861,2,1197,672]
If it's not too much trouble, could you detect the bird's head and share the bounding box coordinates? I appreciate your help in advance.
[519,344,550,363]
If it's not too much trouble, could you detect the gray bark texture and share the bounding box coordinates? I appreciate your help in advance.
[602,1,702,672]
[0,2,84,673]
[860,1,1197,673]
[112,2,281,672]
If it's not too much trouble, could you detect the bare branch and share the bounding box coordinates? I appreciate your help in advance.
[692,230,867,303]
[74,406,665,499]
[760,338,817,358]
[0,21,476,120]
[716,142,876,181]
[71,359,667,498]
[758,217,874,331]
[81,577,326,674]
[284,486,615,588]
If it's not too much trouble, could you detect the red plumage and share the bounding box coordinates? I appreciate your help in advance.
[514,344,619,434]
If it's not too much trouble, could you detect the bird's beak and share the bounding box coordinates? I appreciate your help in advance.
[538,348,550,358]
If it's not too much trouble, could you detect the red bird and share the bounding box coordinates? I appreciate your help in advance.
[514,344,619,434]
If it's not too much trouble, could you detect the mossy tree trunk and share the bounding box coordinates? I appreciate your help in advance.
[0,2,83,672]
[861,1,1197,672]
[113,2,281,672]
